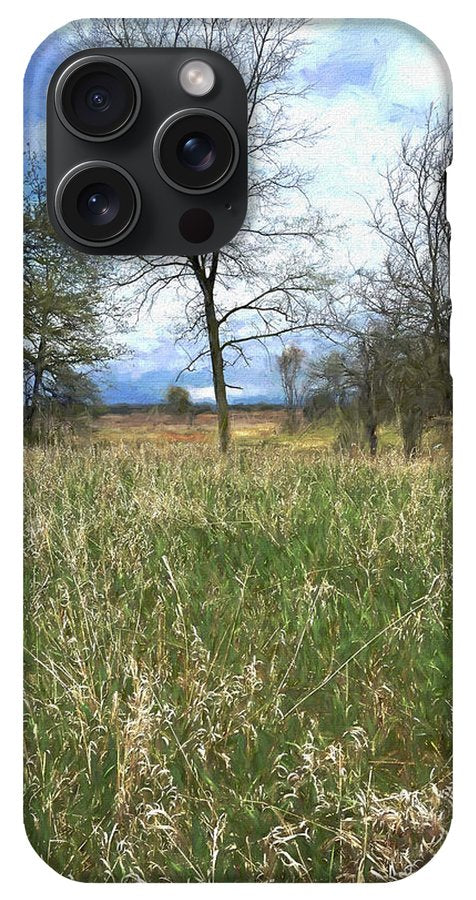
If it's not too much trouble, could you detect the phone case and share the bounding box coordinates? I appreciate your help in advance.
[24,19,452,882]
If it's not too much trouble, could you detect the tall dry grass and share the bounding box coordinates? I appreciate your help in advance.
[24,443,451,881]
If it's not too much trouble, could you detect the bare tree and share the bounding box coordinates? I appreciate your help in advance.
[66,18,335,452]
[307,324,393,456]
[312,107,453,457]
[277,344,307,432]
[355,106,452,451]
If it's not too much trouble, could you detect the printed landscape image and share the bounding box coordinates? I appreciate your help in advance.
[24,19,452,882]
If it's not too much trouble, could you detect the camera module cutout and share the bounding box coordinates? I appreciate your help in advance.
[47,48,247,255]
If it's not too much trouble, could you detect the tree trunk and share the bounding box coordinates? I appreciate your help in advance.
[24,336,45,439]
[401,405,423,458]
[191,254,231,453]
[205,294,230,453]
[367,423,378,457]
[361,345,378,457]
[286,406,299,434]
[438,343,452,417]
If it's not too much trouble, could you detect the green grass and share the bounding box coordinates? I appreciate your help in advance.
[24,442,452,882]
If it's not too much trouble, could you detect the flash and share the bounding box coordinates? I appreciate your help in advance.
[179,60,215,97]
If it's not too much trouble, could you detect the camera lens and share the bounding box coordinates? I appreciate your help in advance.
[153,109,239,193]
[86,88,111,111]
[79,185,120,225]
[86,191,110,216]
[178,134,217,172]
[55,55,141,140]
[55,162,141,247]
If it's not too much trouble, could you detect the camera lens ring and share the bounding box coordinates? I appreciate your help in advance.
[54,161,141,247]
[153,108,239,194]
[54,55,141,141]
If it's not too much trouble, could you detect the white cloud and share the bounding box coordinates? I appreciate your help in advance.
[187,386,215,402]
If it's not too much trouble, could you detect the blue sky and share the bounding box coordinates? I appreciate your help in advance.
[25,19,451,405]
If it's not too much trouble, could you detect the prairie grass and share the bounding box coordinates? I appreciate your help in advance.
[24,442,451,882]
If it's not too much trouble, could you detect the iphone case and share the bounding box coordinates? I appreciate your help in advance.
[24,18,452,882]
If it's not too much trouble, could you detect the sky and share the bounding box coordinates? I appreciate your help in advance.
[25,19,451,405]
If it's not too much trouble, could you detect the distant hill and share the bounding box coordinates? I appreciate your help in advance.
[99,401,285,416]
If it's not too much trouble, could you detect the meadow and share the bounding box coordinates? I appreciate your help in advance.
[24,421,452,882]
[89,406,404,450]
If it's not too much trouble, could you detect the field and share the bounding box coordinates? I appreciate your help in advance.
[24,419,452,882]
[87,406,407,451]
